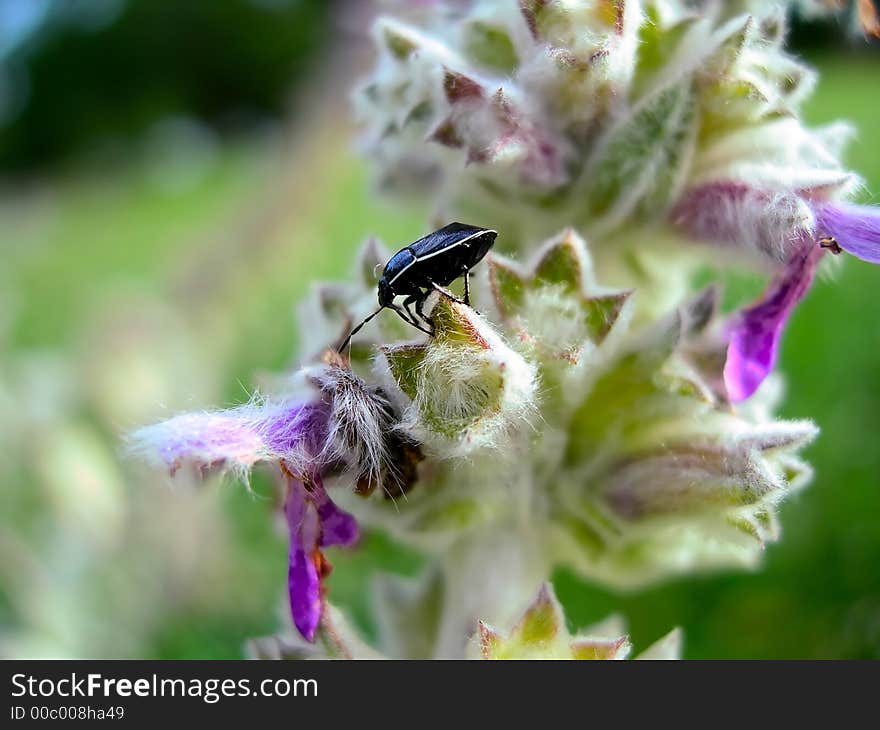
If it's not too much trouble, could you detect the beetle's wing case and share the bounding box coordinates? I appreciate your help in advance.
[410,223,497,283]
[426,227,496,286]
[382,248,417,282]
[464,227,497,264]
[407,222,488,257]
[386,222,498,290]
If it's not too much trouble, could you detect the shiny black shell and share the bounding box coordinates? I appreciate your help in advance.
[381,222,497,296]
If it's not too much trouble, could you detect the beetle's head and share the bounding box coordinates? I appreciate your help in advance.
[377,278,394,308]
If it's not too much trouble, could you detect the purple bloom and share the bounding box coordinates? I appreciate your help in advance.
[672,183,880,268]
[284,470,358,642]
[128,399,330,477]
[130,390,361,642]
[672,183,880,401]
[671,182,814,263]
[724,201,880,402]
[724,243,824,403]
[816,202,880,264]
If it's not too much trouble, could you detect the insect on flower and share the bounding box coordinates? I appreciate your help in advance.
[818,236,842,255]
[339,222,497,349]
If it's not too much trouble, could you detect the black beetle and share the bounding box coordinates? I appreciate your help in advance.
[339,222,498,350]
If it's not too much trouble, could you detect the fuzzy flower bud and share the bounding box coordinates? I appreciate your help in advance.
[474,583,680,660]
[382,294,538,455]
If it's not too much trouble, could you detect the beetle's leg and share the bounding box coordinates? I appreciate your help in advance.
[415,292,435,336]
[402,295,421,328]
[390,302,433,337]
[395,303,423,330]
[403,294,435,337]
[462,266,482,314]
[429,280,466,305]
[395,303,433,336]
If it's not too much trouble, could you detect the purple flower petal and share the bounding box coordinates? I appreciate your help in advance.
[283,472,358,642]
[816,203,880,264]
[724,243,825,402]
[128,400,330,477]
[285,476,322,642]
[260,401,330,461]
[313,486,360,548]
[672,182,814,263]
[128,411,267,475]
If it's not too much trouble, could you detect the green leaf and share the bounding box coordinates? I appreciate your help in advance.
[533,230,588,293]
[382,24,418,60]
[584,292,631,342]
[383,344,427,400]
[632,10,698,97]
[430,295,490,347]
[570,636,631,660]
[463,21,518,74]
[516,584,564,645]
[703,15,753,78]
[586,81,698,222]
[487,256,527,319]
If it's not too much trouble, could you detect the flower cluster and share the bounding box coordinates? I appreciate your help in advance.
[132,224,816,656]
[322,230,815,651]
[131,0,879,658]
[357,0,880,399]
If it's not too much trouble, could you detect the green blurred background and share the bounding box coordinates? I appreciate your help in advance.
[1,1,878,659]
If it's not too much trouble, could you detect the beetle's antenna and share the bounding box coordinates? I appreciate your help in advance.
[338,307,384,352]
